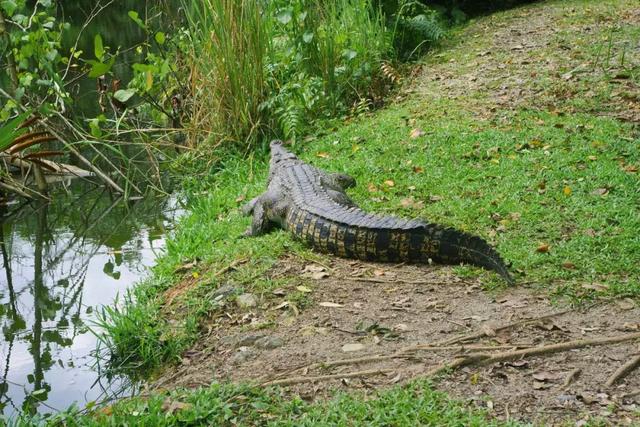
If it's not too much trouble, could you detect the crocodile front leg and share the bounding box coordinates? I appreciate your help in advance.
[242,191,284,236]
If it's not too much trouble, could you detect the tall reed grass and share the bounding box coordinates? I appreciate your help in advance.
[184,0,268,148]
[182,0,389,148]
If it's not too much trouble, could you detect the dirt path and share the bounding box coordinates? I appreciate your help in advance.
[153,2,640,425]
[153,257,640,425]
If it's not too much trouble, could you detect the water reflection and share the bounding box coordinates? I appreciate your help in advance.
[0,188,181,417]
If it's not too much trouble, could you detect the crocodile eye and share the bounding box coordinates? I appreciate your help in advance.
[335,174,356,189]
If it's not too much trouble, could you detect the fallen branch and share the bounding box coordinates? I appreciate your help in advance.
[262,368,394,387]
[434,310,572,346]
[423,332,640,378]
[605,354,640,387]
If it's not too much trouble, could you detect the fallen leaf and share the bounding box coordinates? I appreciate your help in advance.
[429,195,442,203]
[562,262,576,270]
[409,128,425,139]
[624,164,638,173]
[407,185,416,191]
[174,259,199,274]
[296,285,312,293]
[536,243,550,253]
[311,271,329,280]
[394,323,409,332]
[400,197,424,210]
[162,399,193,414]
[272,288,286,296]
[530,139,543,148]
[470,373,480,385]
[316,152,330,159]
[367,182,378,192]
[533,381,552,390]
[616,298,635,311]
[342,343,365,352]
[587,155,597,161]
[412,166,424,173]
[506,360,529,368]
[303,264,325,273]
[533,371,559,382]
[384,179,395,187]
[581,283,609,292]
[235,195,246,203]
[272,301,289,310]
[481,324,497,337]
[373,269,385,277]
[591,187,609,196]
[319,302,344,308]
[621,322,640,331]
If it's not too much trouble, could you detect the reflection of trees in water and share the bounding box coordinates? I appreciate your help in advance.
[0,186,176,414]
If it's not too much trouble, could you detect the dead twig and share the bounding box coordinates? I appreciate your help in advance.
[434,309,572,346]
[262,368,394,387]
[562,368,581,389]
[605,354,640,387]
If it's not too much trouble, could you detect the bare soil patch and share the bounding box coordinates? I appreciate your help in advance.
[152,257,640,425]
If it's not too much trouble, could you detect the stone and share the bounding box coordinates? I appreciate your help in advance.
[236,293,257,308]
[213,284,238,301]
[237,334,266,347]
[254,336,284,350]
[230,347,257,365]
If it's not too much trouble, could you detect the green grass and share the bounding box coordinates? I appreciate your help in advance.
[10,381,521,426]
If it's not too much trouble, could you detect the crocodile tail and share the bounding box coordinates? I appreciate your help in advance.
[432,226,515,285]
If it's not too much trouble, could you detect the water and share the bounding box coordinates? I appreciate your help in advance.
[0,1,182,417]
[0,186,181,417]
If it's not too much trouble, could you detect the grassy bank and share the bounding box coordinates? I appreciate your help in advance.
[16,381,519,426]
[11,0,639,424]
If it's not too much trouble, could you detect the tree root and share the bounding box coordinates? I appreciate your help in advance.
[425,333,640,378]
[605,354,640,387]
[262,368,394,387]
[435,309,572,346]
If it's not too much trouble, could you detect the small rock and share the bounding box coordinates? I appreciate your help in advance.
[213,284,238,301]
[230,347,257,365]
[236,293,258,308]
[342,343,366,352]
[237,334,266,347]
[556,394,578,406]
[254,336,285,350]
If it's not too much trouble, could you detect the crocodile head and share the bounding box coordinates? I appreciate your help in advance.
[270,140,297,163]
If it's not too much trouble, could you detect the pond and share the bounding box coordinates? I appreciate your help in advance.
[0,0,182,418]
[0,185,181,417]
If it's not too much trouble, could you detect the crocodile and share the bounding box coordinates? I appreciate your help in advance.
[243,140,514,284]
